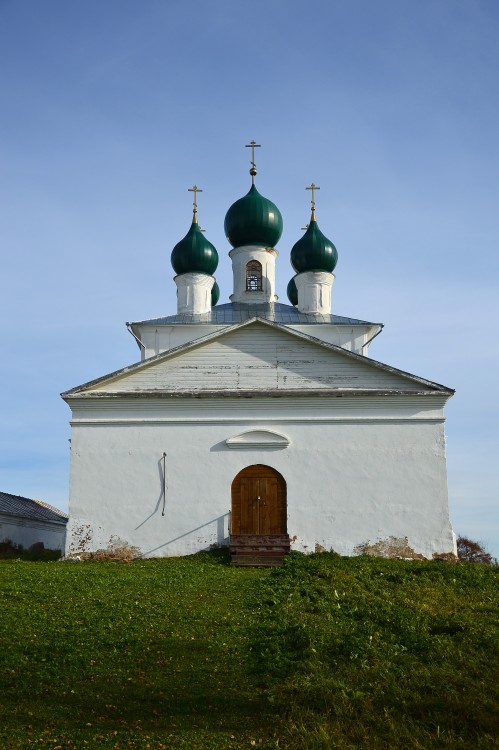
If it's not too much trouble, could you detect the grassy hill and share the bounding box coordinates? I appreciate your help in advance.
[0,551,497,749]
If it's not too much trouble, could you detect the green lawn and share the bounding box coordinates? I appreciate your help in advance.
[1,551,498,749]
[0,552,274,750]
[252,553,499,749]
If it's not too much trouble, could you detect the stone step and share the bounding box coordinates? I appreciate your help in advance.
[231,555,284,567]
[231,550,287,558]
[230,534,290,547]
[229,534,290,567]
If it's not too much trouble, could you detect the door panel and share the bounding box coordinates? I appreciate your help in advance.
[231,465,286,535]
[239,477,258,534]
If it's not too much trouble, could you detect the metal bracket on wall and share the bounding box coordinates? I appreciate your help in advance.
[162,452,167,516]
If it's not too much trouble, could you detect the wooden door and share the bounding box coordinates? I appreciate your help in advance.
[231,465,286,535]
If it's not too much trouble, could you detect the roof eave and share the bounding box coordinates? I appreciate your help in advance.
[64,388,454,400]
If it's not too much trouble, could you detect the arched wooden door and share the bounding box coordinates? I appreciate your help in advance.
[231,465,287,536]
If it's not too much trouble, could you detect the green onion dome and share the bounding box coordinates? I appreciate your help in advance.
[171,220,218,276]
[224,184,283,248]
[211,280,220,306]
[287,277,298,306]
[290,218,338,274]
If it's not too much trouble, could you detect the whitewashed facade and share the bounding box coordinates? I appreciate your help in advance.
[63,318,455,559]
[0,492,68,551]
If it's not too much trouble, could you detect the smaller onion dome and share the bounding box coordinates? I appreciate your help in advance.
[290,217,338,274]
[224,184,283,248]
[211,280,220,306]
[171,219,218,276]
[287,277,298,306]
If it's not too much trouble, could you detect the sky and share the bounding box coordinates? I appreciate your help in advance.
[1,0,498,558]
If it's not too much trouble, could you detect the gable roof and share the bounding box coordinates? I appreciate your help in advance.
[0,492,68,525]
[62,318,454,398]
[130,301,379,327]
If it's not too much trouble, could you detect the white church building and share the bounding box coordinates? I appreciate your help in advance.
[62,149,456,563]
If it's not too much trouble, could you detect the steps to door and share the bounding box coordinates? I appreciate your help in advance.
[229,534,290,567]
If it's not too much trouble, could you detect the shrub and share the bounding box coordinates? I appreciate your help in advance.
[456,536,495,565]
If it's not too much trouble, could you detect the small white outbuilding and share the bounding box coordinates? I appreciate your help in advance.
[62,156,455,563]
[0,491,68,552]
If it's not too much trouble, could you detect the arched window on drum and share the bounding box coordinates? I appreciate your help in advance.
[246,260,262,291]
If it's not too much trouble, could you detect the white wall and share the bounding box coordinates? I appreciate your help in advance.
[229,245,278,303]
[66,395,455,559]
[174,273,214,315]
[289,324,379,355]
[134,323,381,360]
[134,325,223,359]
[294,271,334,314]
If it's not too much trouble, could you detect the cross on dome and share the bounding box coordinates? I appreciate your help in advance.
[188,184,203,223]
[306,183,320,220]
[245,140,261,184]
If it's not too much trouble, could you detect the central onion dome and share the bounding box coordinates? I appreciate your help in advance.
[171,220,218,276]
[290,218,338,274]
[224,184,283,248]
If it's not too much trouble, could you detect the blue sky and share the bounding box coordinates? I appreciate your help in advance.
[1,0,498,557]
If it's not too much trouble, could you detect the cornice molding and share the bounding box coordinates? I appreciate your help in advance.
[70,417,445,427]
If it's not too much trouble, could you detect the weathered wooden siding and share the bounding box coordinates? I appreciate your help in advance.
[87,324,427,393]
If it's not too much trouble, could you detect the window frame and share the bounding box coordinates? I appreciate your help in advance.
[245,260,263,292]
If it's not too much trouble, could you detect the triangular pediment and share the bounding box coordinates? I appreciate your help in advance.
[62,318,453,397]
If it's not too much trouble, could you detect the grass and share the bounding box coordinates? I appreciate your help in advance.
[0,551,498,749]
[253,552,499,749]
[0,551,274,750]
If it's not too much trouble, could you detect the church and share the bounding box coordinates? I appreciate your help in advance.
[62,145,456,563]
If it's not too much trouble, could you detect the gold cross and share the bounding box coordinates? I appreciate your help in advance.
[188,185,202,222]
[306,182,320,214]
[245,140,261,183]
